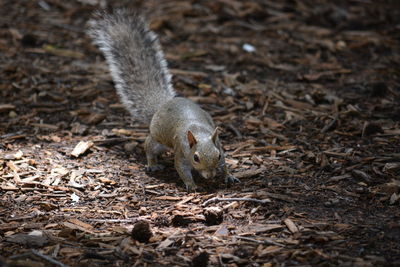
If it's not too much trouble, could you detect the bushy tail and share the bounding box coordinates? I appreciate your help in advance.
[88,9,175,123]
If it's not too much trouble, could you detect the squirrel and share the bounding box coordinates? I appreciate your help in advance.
[88,9,238,191]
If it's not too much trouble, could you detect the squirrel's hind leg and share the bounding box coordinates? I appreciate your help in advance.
[144,135,167,171]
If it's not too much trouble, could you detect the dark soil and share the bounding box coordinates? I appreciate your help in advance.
[1,0,399,266]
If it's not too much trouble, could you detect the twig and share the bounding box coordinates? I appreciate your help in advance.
[31,250,70,267]
[6,215,37,222]
[321,114,338,133]
[227,123,242,138]
[202,197,270,207]
[9,252,32,259]
[10,250,70,267]
[84,218,137,223]
[235,236,285,247]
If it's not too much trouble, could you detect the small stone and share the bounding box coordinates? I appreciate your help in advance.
[242,43,256,53]
[335,40,346,50]
[138,207,147,215]
[222,87,235,96]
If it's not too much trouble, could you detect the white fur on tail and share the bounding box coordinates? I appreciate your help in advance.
[87,9,175,123]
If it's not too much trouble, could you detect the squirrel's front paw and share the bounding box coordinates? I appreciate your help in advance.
[225,175,240,185]
[146,164,165,172]
[185,182,198,192]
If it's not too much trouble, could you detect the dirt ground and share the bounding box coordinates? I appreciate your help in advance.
[0,0,399,266]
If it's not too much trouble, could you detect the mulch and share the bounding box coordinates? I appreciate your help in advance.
[0,0,399,266]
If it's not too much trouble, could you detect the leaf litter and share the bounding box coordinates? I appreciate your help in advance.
[0,0,399,266]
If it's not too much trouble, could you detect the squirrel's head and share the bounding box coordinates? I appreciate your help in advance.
[187,128,221,179]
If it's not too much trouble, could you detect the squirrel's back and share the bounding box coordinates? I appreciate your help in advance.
[150,97,215,148]
[88,9,175,123]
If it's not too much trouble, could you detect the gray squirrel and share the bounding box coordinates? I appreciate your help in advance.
[88,9,238,191]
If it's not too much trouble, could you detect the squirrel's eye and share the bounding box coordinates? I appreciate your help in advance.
[218,153,221,160]
[193,153,200,163]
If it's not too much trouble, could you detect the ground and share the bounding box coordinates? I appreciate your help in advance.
[0,0,399,266]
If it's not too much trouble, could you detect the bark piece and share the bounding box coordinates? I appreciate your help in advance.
[71,141,93,157]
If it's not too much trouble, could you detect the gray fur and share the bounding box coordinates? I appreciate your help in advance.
[87,9,175,123]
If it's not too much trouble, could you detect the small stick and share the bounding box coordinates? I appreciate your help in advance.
[227,123,242,138]
[202,197,270,207]
[84,218,137,223]
[321,114,338,133]
[31,250,70,267]
[9,252,32,259]
[235,236,285,247]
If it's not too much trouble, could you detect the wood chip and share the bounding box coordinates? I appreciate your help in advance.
[71,141,94,157]
[0,104,15,112]
[283,218,299,233]
[154,196,182,201]
[234,167,266,179]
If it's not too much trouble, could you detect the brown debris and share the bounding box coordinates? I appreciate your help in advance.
[203,207,224,226]
[283,218,299,234]
[192,251,209,267]
[362,122,384,137]
[0,0,399,266]
[171,213,204,227]
[131,220,153,243]
[70,141,94,157]
[6,233,48,247]
[233,167,267,179]
[0,104,15,112]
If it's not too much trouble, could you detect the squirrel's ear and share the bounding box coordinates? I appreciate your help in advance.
[187,130,197,149]
[211,127,220,144]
